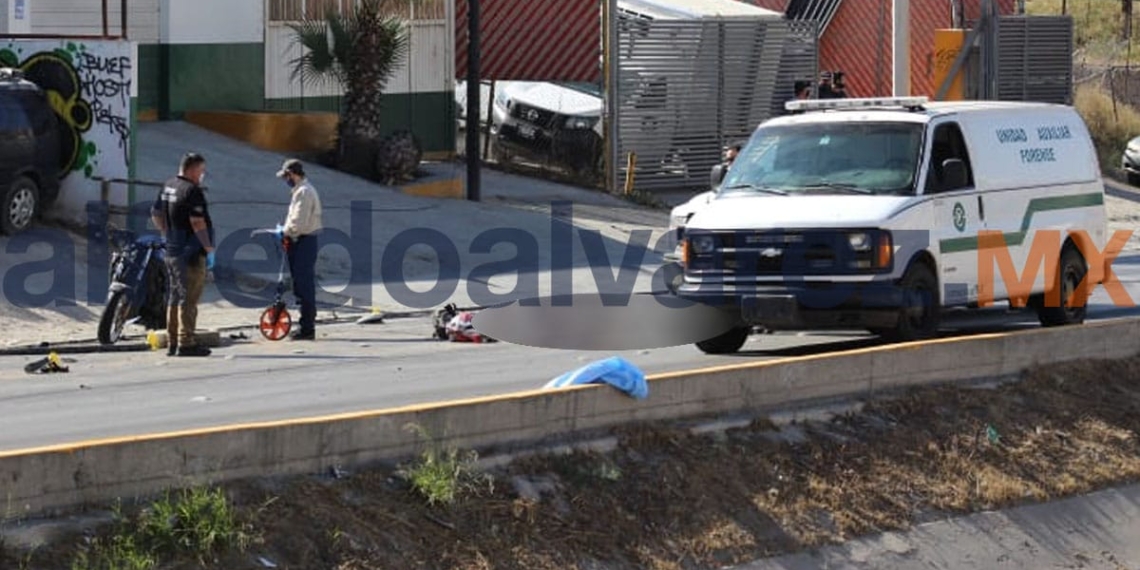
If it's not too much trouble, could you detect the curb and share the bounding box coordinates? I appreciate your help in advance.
[0,342,152,356]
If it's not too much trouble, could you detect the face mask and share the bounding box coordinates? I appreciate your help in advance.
[199,172,206,185]
[284,177,296,188]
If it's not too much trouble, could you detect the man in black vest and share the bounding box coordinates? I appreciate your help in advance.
[151,152,215,357]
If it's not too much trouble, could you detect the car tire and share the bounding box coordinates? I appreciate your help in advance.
[878,260,940,343]
[0,176,39,235]
[1128,171,1140,187]
[1033,244,1088,327]
[695,325,750,355]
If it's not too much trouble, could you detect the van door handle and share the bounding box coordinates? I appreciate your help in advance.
[977,195,985,221]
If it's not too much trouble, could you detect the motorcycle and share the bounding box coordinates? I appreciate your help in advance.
[97,228,169,345]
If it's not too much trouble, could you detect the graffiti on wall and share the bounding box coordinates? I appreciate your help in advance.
[0,41,133,182]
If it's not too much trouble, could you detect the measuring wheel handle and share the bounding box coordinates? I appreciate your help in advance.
[259,302,292,341]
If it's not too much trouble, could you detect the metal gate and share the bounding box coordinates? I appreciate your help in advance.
[612,17,817,193]
[995,15,1073,104]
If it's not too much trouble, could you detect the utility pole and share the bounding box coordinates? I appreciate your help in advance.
[465,0,481,201]
[891,0,910,96]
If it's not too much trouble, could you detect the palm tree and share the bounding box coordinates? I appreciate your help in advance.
[287,0,412,176]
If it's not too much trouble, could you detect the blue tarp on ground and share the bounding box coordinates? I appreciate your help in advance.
[544,356,648,399]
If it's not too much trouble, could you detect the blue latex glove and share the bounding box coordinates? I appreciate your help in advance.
[273,224,285,240]
[206,251,216,270]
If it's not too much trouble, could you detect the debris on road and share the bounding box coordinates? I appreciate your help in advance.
[23,352,70,374]
[432,303,497,343]
[355,312,385,325]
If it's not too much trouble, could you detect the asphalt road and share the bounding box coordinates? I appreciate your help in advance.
[1,257,1138,452]
[2,178,1140,451]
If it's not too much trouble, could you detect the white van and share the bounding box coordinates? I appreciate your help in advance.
[674,96,1109,354]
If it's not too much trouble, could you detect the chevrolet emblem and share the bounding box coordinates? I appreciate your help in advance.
[760,248,781,258]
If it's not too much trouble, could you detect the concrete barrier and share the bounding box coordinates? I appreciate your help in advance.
[2,318,1139,521]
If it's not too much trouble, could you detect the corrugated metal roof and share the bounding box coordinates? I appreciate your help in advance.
[620,0,783,19]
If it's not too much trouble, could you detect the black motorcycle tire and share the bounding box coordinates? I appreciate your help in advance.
[98,290,131,345]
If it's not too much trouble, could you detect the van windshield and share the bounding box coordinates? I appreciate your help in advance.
[720,121,925,196]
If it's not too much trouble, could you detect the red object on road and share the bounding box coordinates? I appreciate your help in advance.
[446,311,496,343]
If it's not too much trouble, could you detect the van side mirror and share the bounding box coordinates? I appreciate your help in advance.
[941,158,968,191]
[710,163,727,188]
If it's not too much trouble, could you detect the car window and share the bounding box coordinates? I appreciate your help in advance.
[0,93,31,132]
[924,121,975,194]
[16,91,54,134]
[721,121,925,195]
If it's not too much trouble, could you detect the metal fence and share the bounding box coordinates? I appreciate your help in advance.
[612,17,817,193]
[995,15,1074,104]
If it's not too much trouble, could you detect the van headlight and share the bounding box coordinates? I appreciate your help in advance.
[847,232,871,251]
[565,116,598,129]
[847,230,893,271]
[494,91,510,110]
[688,234,716,254]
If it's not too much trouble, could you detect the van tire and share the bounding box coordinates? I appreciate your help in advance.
[1,176,39,235]
[696,326,750,354]
[1034,245,1088,327]
[880,261,940,342]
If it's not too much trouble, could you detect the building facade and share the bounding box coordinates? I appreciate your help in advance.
[21,0,455,153]
[752,0,1018,98]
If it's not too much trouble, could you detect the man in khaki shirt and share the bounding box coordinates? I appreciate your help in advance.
[275,158,323,340]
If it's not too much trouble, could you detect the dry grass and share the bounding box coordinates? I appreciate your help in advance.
[10,354,1140,569]
[1026,0,1140,65]
[1074,82,1140,169]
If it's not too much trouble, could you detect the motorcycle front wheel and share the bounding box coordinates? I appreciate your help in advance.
[98,290,132,345]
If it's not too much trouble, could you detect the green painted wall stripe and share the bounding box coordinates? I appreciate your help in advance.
[136,43,160,113]
[939,192,1105,254]
[159,43,264,119]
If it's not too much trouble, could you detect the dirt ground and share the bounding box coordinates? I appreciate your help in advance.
[4,352,1140,570]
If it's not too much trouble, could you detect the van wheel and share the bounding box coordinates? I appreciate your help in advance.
[661,262,683,294]
[695,326,750,354]
[1034,245,1088,327]
[1,176,39,235]
[879,261,940,342]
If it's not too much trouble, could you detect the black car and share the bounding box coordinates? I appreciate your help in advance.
[0,68,62,235]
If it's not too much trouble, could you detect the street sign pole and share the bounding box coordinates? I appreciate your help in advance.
[465,0,481,201]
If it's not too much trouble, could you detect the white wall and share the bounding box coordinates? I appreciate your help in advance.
[159,0,263,44]
[264,19,450,99]
[31,0,160,43]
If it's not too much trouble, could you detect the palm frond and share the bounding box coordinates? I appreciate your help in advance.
[285,19,343,88]
[370,16,412,89]
[326,6,356,74]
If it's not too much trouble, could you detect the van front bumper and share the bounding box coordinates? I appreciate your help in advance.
[675,280,906,330]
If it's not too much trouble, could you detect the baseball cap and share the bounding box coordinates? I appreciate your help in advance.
[276,158,304,178]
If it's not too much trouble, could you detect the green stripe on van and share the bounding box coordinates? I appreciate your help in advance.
[938,192,1104,254]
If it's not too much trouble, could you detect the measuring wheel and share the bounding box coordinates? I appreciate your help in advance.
[259,302,292,341]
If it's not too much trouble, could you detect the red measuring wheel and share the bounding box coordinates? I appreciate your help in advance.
[259,303,292,341]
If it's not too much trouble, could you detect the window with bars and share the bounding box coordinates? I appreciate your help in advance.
[268,0,446,21]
